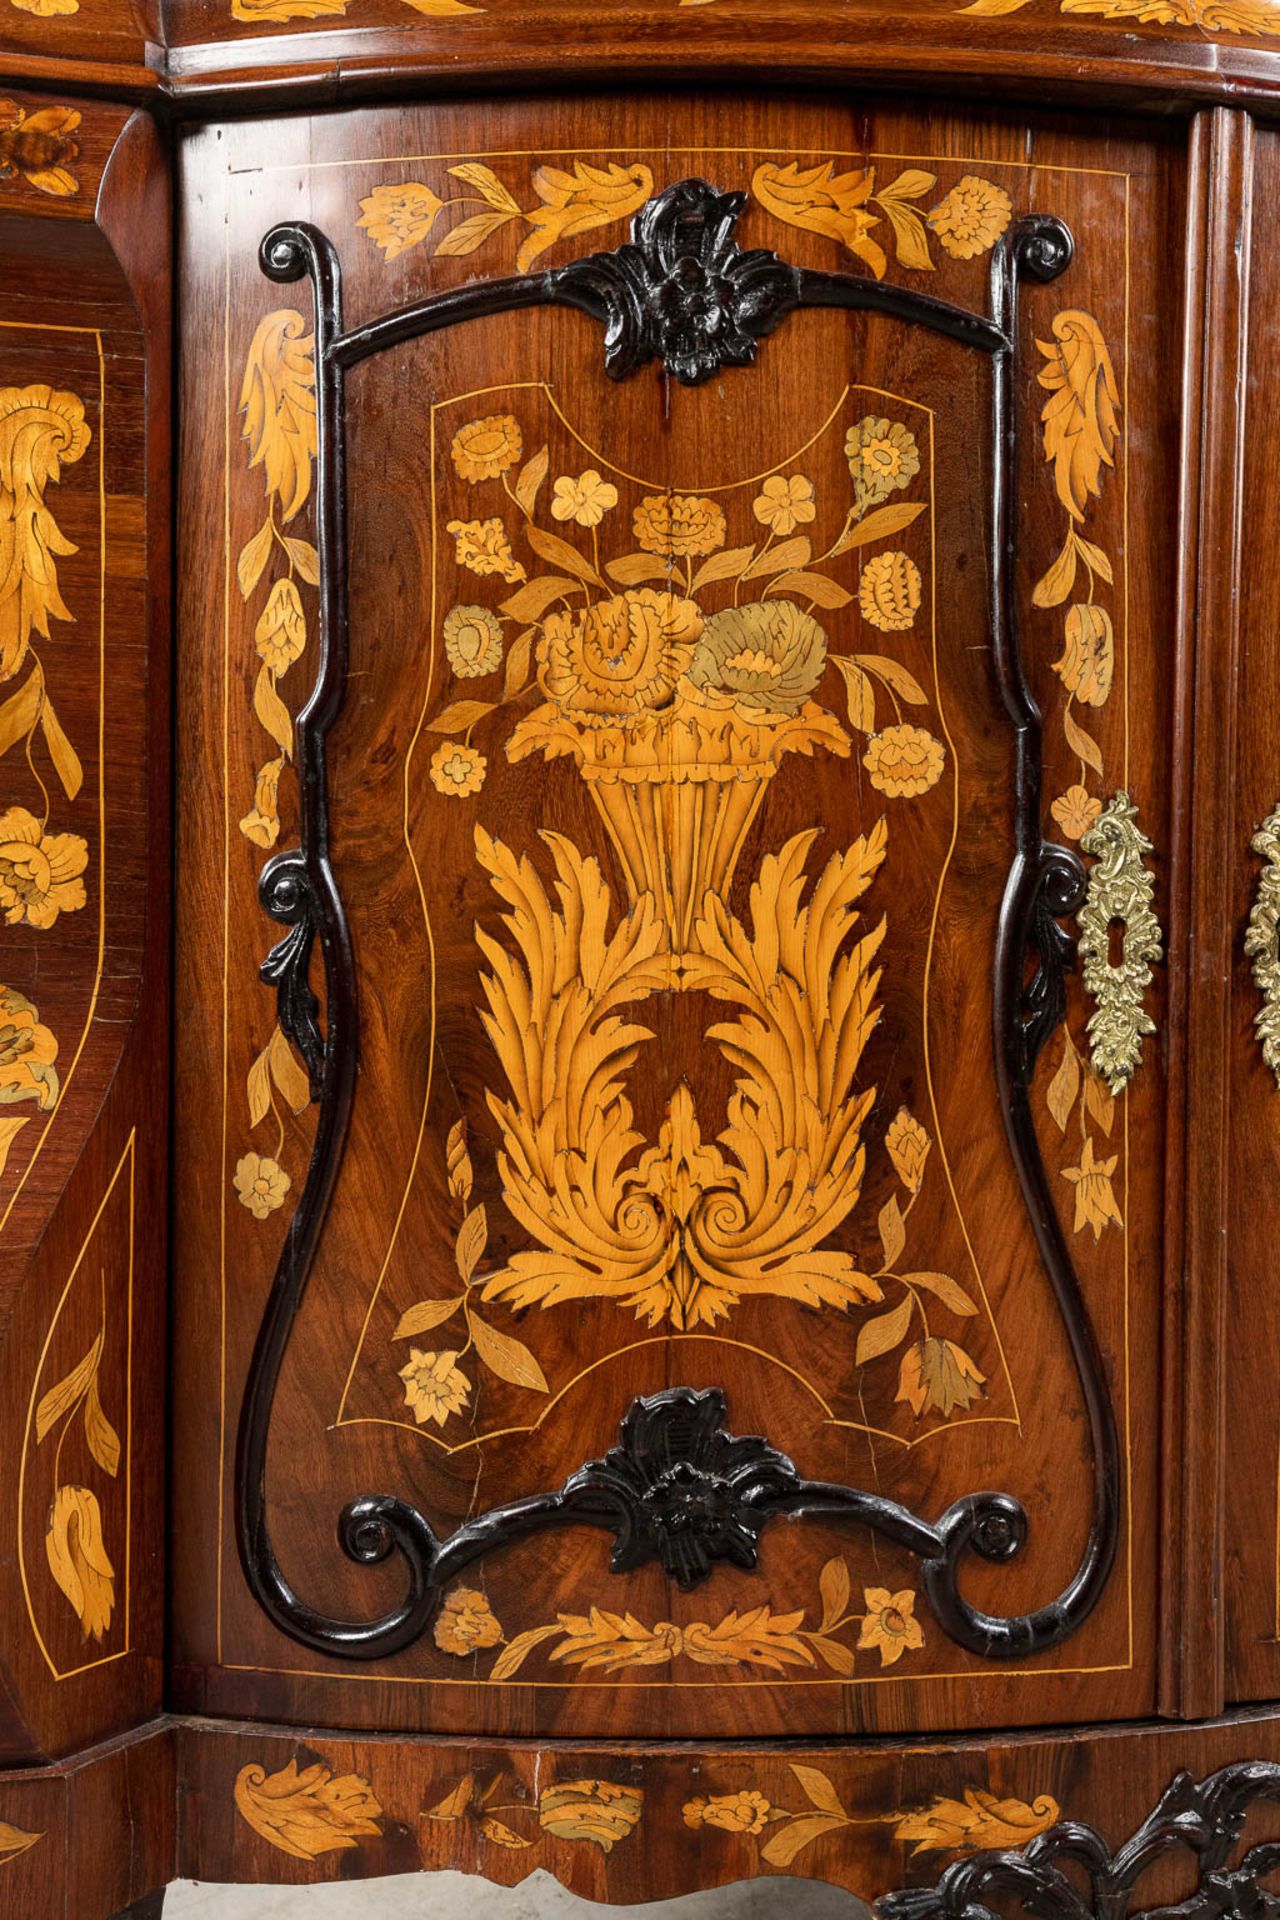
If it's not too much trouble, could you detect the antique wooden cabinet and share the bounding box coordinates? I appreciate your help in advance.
[4,3,1280,1915]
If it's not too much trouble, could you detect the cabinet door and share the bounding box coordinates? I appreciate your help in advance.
[173,92,1179,1739]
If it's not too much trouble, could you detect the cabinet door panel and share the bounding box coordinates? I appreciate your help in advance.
[173,93,1179,1738]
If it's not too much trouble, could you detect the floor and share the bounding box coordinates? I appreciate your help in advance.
[164,1871,865,1915]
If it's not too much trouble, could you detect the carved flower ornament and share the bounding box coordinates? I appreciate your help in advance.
[568,1386,799,1589]
[575,179,798,387]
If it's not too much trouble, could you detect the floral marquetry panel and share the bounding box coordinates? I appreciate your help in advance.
[172,93,1179,1743]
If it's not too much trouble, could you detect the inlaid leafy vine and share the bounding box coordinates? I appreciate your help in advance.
[856,1110,985,1420]
[752,161,1012,278]
[427,1558,925,1682]
[34,1271,121,1641]
[229,0,1280,33]
[683,1767,1059,1872]
[393,1117,549,1426]
[233,312,320,1226]
[960,0,1280,35]
[357,158,1017,284]
[0,383,89,1204]
[359,161,654,271]
[234,0,478,21]
[1034,310,1127,1240]
[0,385,90,933]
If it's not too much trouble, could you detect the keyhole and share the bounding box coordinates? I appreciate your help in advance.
[1108,917,1126,969]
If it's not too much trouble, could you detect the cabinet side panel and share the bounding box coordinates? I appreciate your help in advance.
[0,101,170,1763]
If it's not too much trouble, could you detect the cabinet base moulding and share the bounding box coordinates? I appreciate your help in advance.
[7,1710,1280,1918]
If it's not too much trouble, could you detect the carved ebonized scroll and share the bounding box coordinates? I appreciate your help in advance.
[877,1762,1280,1920]
[234,180,1120,1664]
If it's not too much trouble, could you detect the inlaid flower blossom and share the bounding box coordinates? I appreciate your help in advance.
[752,473,816,536]
[632,493,726,559]
[433,1585,504,1655]
[0,984,58,1110]
[862,724,945,798]
[683,1791,774,1835]
[859,550,922,632]
[844,416,921,517]
[0,806,87,928]
[537,1780,643,1852]
[542,590,701,724]
[233,1151,291,1220]
[445,516,525,583]
[429,741,487,798]
[1051,784,1103,841]
[1061,1135,1122,1239]
[884,1107,930,1192]
[688,600,827,717]
[255,576,306,672]
[356,181,445,261]
[46,1484,114,1643]
[896,1337,986,1418]
[444,605,503,678]
[551,469,618,528]
[927,176,1013,260]
[240,756,285,850]
[1053,603,1113,707]
[0,990,56,1121]
[399,1347,471,1427]
[857,1587,925,1666]
[450,415,523,484]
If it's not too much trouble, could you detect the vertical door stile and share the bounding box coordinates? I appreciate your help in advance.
[1160,104,1254,1721]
